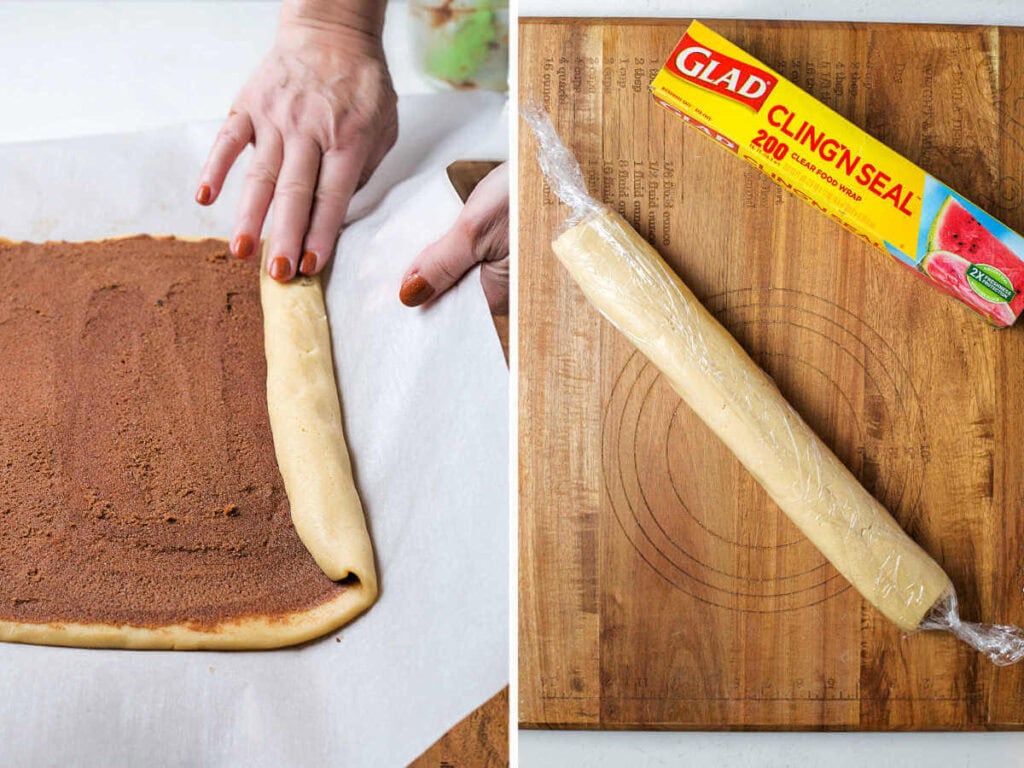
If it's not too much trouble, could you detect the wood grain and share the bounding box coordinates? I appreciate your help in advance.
[518,18,1024,731]
[409,687,509,768]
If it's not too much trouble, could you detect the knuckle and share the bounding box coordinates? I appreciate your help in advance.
[429,244,469,284]
[455,215,483,248]
[217,126,245,147]
[245,162,278,187]
[350,115,376,139]
[434,258,463,285]
[314,184,350,208]
[276,178,315,200]
[459,209,508,262]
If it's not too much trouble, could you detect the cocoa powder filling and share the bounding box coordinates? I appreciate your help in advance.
[0,237,346,629]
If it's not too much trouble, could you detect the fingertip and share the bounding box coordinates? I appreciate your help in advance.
[299,251,318,276]
[195,184,212,206]
[399,272,435,307]
[269,255,293,282]
[232,234,256,260]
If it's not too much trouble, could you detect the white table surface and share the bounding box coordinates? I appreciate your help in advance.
[0,0,433,144]
[517,1,1024,767]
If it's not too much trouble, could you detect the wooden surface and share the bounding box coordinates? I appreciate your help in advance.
[409,687,508,768]
[519,18,1024,731]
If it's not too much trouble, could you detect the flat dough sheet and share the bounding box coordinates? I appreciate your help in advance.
[0,235,376,650]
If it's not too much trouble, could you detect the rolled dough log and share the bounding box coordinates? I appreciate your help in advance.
[259,245,378,594]
[552,209,952,631]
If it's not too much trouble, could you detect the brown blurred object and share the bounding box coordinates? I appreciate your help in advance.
[492,314,509,363]
[448,160,503,203]
[409,687,509,767]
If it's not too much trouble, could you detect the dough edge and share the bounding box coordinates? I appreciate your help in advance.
[0,587,373,650]
[0,234,377,649]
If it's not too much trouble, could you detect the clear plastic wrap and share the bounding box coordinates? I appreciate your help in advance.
[522,100,1024,665]
[922,593,1024,666]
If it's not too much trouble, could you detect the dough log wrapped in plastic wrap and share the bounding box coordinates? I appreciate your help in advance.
[522,101,1024,663]
[554,210,950,631]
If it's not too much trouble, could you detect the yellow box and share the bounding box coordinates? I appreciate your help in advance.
[651,21,1024,327]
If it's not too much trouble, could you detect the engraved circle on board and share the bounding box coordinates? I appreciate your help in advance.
[601,287,928,613]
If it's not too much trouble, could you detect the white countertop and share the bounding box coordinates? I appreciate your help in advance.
[0,0,434,144]
[517,2,1024,767]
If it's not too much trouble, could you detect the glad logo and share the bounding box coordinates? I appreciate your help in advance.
[666,33,777,112]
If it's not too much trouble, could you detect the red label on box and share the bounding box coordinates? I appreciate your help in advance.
[664,32,777,112]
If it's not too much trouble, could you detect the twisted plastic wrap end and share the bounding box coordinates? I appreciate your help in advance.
[921,591,1024,666]
[520,100,602,227]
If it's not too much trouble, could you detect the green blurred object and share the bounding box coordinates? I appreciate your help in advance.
[425,7,497,85]
[410,0,509,92]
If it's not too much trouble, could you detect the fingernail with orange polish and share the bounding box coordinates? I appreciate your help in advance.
[399,272,435,307]
[299,252,317,275]
[269,256,291,281]
[195,184,212,205]
[232,234,255,260]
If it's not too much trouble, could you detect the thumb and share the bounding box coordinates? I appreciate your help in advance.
[400,162,509,308]
[399,221,478,307]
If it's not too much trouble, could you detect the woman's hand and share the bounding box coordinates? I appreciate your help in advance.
[195,1,398,281]
[399,162,510,314]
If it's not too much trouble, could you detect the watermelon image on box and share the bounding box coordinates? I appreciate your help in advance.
[921,249,1016,327]
[922,197,1024,325]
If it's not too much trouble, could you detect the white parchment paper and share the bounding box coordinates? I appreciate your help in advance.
[0,91,508,768]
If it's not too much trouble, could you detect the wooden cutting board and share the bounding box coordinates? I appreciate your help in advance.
[519,18,1024,731]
